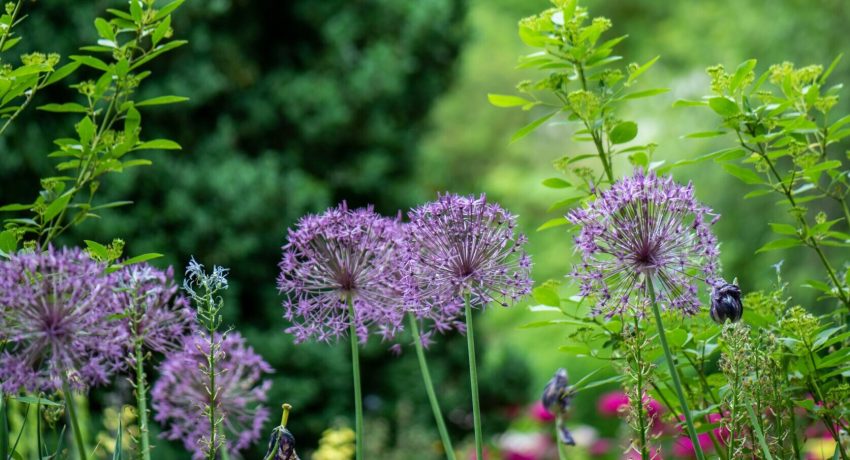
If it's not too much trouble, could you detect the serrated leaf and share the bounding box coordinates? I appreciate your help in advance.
[609,121,637,144]
[135,95,188,107]
[756,238,801,253]
[510,111,557,143]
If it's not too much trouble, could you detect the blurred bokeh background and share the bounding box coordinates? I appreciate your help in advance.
[1,0,849,457]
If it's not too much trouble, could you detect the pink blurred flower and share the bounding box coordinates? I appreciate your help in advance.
[530,401,556,423]
[599,391,630,417]
[672,433,714,458]
[589,439,613,457]
[498,432,550,460]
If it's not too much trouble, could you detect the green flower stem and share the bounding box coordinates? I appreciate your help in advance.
[207,333,218,460]
[134,341,151,460]
[61,376,88,460]
[0,390,8,460]
[408,314,456,460]
[464,295,484,460]
[647,280,706,460]
[632,317,649,460]
[556,431,568,460]
[347,296,364,460]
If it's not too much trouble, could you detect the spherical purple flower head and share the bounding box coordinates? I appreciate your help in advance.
[114,263,194,354]
[0,246,126,393]
[152,332,272,459]
[566,170,720,318]
[277,202,407,344]
[406,193,533,333]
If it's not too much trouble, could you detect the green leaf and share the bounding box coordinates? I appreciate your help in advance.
[510,111,558,143]
[70,55,109,71]
[76,116,95,146]
[488,93,531,108]
[133,139,181,150]
[722,163,764,185]
[542,178,571,188]
[622,88,669,99]
[673,99,708,107]
[821,53,842,84]
[626,55,660,85]
[0,203,32,212]
[756,238,802,253]
[94,17,115,42]
[708,97,739,117]
[84,240,109,260]
[769,223,798,235]
[122,252,164,265]
[730,59,757,91]
[9,396,62,407]
[124,106,141,138]
[532,286,561,307]
[43,191,74,221]
[152,14,171,46]
[683,130,726,139]
[609,121,638,144]
[0,230,16,255]
[153,0,186,21]
[136,95,190,107]
[38,103,88,113]
[537,217,568,231]
[129,0,142,22]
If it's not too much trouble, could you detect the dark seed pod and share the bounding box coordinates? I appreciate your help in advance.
[710,282,743,324]
[264,404,300,460]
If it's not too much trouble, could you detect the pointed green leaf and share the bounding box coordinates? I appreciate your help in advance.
[133,139,181,150]
[38,103,88,113]
[756,238,802,253]
[510,111,558,143]
[708,97,739,117]
[609,121,638,144]
[43,191,74,221]
[488,93,532,108]
[722,163,764,185]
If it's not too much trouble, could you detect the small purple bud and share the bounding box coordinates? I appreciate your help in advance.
[541,368,572,415]
[265,404,300,460]
[710,282,743,324]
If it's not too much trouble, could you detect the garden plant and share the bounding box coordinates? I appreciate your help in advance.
[0,0,849,459]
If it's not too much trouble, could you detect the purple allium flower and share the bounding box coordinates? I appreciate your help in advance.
[152,332,272,459]
[114,264,194,354]
[567,170,720,317]
[0,246,126,393]
[406,193,532,333]
[277,202,407,344]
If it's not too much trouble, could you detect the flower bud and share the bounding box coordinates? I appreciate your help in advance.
[710,282,743,324]
[264,404,300,460]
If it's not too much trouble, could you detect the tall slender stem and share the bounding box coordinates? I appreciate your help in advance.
[464,295,484,460]
[408,314,456,460]
[207,332,218,460]
[0,390,7,460]
[347,296,364,460]
[134,341,151,460]
[61,376,88,460]
[631,317,649,460]
[647,280,706,460]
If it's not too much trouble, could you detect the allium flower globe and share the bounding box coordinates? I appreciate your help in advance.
[115,264,194,354]
[152,332,272,459]
[0,247,126,393]
[567,170,720,317]
[406,194,532,332]
[277,203,407,343]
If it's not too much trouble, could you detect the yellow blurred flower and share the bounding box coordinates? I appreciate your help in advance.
[805,438,837,460]
[313,427,356,460]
